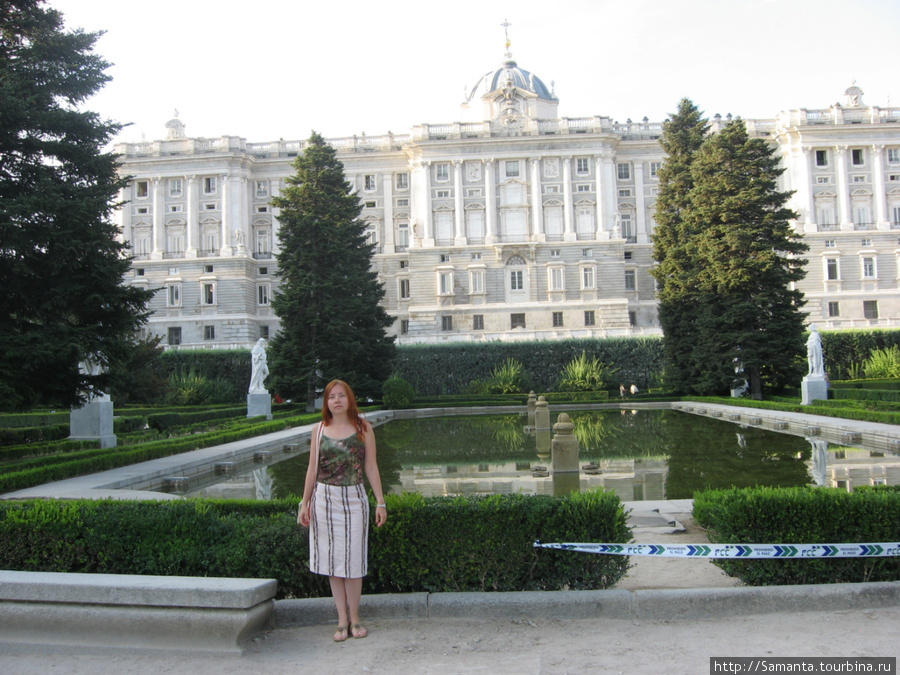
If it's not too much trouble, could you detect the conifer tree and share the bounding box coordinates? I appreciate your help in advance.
[681,119,808,397]
[268,132,395,410]
[0,1,155,410]
[650,99,710,393]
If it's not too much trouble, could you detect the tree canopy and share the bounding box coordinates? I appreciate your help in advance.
[651,101,808,398]
[0,0,155,410]
[267,132,395,409]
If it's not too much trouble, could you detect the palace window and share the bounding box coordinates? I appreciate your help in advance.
[399,278,410,299]
[204,326,215,340]
[828,302,840,318]
[167,327,182,345]
[441,315,453,331]
[549,267,565,291]
[167,284,181,307]
[257,284,270,305]
[617,163,631,180]
[552,311,564,327]
[364,174,376,191]
[469,270,484,294]
[581,266,595,289]
[169,178,183,197]
[851,149,865,166]
[584,310,596,326]
[624,270,636,291]
[396,173,409,190]
[510,313,526,329]
[203,176,217,194]
[505,160,520,177]
[435,163,450,182]
[576,158,590,175]
[826,258,840,280]
[135,180,149,198]
[473,315,484,330]
[815,150,829,167]
[863,300,879,320]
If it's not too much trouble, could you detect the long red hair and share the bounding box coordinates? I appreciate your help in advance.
[321,379,367,442]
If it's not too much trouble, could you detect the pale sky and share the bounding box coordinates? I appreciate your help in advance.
[51,0,899,145]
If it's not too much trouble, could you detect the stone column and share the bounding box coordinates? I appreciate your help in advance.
[220,174,233,256]
[633,161,647,243]
[595,153,616,240]
[526,390,537,428]
[484,159,497,243]
[270,180,282,255]
[186,175,199,257]
[530,157,545,241]
[151,177,164,259]
[382,171,395,253]
[562,157,575,241]
[835,147,852,231]
[872,145,889,229]
[453,160,466,245]
[421,161,434,246]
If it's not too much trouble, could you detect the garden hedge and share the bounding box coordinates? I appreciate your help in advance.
[693,486,900,586]
[0,490,631,597]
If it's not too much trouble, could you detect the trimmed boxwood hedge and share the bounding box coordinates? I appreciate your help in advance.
[0,490,630,598]
[693,486,900,586]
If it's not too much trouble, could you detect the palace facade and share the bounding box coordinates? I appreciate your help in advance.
[113,53,900,350]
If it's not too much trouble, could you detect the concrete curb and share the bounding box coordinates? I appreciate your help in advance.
[274,580,900,627]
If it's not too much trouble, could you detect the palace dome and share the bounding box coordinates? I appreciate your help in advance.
[463,57,557,106]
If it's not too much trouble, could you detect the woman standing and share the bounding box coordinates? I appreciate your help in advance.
[297,380,387,642]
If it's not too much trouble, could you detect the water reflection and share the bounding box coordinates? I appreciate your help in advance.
[184,410,900,501]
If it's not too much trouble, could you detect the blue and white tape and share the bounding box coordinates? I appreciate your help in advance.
[534,541,900,559]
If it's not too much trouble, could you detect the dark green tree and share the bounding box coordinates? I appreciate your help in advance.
[681,119,808,397]
[650,98,710,393]
[268,131,395,410]
[0,1,155,410]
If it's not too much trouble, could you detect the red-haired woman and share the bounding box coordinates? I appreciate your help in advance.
[297,379,387,642]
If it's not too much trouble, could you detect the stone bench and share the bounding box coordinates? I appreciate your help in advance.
[0,570,277,654]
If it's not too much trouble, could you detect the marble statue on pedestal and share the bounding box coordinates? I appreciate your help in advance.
[249,338,269,393]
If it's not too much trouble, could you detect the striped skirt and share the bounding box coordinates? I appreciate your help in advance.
[309,481,369,578]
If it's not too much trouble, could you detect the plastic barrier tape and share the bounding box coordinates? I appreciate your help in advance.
[534,541,900,559]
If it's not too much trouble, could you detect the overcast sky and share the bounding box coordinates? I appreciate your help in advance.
[51,0,899,145]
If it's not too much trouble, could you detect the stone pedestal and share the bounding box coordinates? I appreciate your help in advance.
[247,392,272,420]
[801,376,829,406]
[551,413,579,473]
[69,400,116,448]
[526,391,537,428]
[534,396,550,431]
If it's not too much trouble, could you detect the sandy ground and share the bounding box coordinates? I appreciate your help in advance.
[3,517,897,674]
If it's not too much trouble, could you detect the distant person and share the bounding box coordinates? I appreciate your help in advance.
[297,379,387,642]
[630,384,639,395]
[619,383,626,398]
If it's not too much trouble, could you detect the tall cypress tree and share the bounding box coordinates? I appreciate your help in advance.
[0,1,155,410]
[650,99,710,394]
[268,132,395,410]
[682,119,808,398]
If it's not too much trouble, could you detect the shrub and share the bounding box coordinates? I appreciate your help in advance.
[693,486,900,586]
[557,351,618,392]
[166,369,236,406]
[0,491,631,597]
[863,346,900,379]
[382,375,416,409]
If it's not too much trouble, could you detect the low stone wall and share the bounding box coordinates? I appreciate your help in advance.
[0,570,277,654]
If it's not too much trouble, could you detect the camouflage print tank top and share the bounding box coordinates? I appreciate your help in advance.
[317,430,366,486]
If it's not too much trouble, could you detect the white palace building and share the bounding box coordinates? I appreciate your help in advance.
[114,51,900,350]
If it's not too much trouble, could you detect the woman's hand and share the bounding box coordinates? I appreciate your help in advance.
[374,504,387,528]
[297,502,310,527]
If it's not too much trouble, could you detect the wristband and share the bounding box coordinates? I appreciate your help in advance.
[376,504,386,509]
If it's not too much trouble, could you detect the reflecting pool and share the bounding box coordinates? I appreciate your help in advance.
[186,409,900,501]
